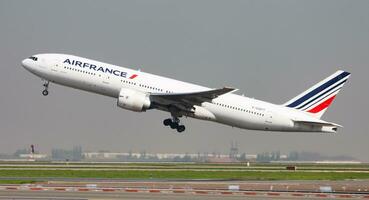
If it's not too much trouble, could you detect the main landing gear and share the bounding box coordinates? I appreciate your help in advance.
[42,81,49,96]
[163,117,186,133]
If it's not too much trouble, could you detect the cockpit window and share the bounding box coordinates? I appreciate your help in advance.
[28,56,38,61]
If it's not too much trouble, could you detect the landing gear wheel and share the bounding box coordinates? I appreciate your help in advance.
[42,80,50,96]
[42,90,49,96]
[177,125,185,133]
[170,122,179,129]
[163,119,172,126]
[163,114,186,132]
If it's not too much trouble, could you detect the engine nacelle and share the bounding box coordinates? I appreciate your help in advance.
[117,88,151,112]
[189,106,216,121]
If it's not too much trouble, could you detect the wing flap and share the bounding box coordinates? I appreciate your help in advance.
[150,87,237,106]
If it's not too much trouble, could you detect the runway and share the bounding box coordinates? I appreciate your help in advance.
[0,190,362,200]
[23,178,369,194]
[1,162,368,199]
[0,184,368,200]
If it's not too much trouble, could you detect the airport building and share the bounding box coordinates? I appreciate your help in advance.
[19,154,48,159]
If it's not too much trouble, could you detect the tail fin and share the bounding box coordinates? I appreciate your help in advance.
[284,70,351,119]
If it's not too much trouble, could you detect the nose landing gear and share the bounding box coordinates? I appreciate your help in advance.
[42,81,49,96]
[163,117,186,133]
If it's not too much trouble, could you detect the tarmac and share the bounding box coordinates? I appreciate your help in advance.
[1,189,368,200]
[0,182,368,200]
[2,178,368,194]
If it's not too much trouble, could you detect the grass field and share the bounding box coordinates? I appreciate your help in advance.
[0,162,368,170]
[0,162,368,181]
[0,169,369,181]
[0,180,36,184]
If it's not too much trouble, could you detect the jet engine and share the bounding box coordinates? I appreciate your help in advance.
[117,88,151,112]
[187,105,216,121]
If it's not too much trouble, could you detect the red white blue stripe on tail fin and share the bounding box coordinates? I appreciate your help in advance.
[284,70,351,119]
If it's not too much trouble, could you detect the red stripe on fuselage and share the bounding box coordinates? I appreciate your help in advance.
[129,74,138,79]
[307,95,336,113]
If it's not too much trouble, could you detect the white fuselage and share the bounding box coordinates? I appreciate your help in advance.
[22,54,336,133]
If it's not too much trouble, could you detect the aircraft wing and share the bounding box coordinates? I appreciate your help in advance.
[150,87,237,107]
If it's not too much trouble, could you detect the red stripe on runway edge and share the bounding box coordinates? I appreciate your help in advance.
[3,186,369,198]
[125,189,138,192]
[220,191,233,195]
[244,192,257,195]
[337,194,352,198]
[30,188,43,191]
[316,194,328,197]
[102,188,115,192]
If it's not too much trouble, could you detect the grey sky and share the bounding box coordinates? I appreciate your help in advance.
[1,0,368,160]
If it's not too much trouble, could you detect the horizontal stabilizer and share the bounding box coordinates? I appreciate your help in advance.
[292,120,341,133]
[292,120,342,127]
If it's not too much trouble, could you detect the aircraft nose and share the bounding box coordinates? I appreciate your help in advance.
[21,59,28,68]
[22,58,33,71]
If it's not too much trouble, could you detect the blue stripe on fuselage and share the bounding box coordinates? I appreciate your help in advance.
[286,71,350,108]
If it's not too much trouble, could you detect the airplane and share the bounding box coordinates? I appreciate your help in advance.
[22,54,351,133]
